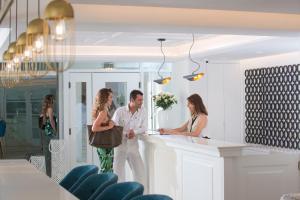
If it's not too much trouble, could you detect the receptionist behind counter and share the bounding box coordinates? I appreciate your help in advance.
[159,94,208,137]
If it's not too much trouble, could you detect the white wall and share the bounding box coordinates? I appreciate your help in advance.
[168,59,191,127]
[169,59,243,143]
[169,51,300,143]
[241,52,300,69]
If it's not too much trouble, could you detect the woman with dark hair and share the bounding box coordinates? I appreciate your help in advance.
[92,88,115,172]
[159,94,208,137]
[40,94,57,177]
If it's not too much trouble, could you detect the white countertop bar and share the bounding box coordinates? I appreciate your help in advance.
[0,159,78,200]
[141,131,247,157]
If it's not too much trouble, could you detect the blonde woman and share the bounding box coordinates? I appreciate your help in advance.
[41,94,57,177]
[92,88,115,172]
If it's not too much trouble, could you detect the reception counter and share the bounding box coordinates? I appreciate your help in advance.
[137,132,300,200]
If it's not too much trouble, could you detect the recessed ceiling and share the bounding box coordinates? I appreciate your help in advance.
[75,32,214,46]
[1,0,300,63]
[70,0,300,14]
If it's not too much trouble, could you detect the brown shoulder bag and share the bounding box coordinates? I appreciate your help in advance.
[87,125,123,148]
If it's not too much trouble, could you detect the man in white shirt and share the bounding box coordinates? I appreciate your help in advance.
[112,90,147,186]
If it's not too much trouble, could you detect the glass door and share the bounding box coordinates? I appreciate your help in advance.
[69,73,92,167]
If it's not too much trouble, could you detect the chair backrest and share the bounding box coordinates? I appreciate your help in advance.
[0,120,6,137]
[59,165,99,191]
[94,182,144,200]
[72,173,118,200]
[132,194,173,200]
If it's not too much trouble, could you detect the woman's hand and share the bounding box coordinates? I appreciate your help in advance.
[159,128,167,135]
[107,120,114,129]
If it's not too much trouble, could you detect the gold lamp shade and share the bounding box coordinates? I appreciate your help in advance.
[183,73,205,81]
[43,0,75,72]
[3,51,13,61]
[27,18,49,35]
[26,18,49,59]
[8,42,17,54]
[44,0,74,20]
[16,32,27,54]
[154,77,171,85]
[16,32,26,46]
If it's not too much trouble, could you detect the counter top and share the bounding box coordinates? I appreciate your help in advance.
[0,159,78,200]
[139,131,247,157]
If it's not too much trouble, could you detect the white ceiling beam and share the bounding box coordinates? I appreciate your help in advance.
[74,4,300,36]
[70,0,300,14]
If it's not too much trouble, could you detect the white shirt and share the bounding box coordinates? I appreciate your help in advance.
[112,105,148,135]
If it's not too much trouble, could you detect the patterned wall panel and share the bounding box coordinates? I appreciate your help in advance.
[245,64,300,150]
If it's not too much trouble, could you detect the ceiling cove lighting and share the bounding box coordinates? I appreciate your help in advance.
[154,38,171,85]
[183,33,205,81]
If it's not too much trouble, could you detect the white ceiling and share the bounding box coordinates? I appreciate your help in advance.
[75,32,214,46]
[70,0,300,14]
[0,0,300,63]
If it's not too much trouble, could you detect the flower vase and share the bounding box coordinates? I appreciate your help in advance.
[157,108,171,129]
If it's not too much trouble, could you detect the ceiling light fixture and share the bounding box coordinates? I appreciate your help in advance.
[26,0,50,78]
[1,7,19,88]
[22,0,32,62]
[27,0,49,54]
[103,62,114,71]
[44,0,75,72]
[154,38,171,85]
[183,33,205,81]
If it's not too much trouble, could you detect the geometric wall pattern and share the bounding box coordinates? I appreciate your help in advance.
[245,64,300,150]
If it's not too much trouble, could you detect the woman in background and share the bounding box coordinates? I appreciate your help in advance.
[92,88,115,172]
[41,94,57,177]
[159,94,208,137]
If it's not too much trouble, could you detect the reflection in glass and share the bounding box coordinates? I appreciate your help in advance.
[2,81,57,159]
[105,82,127,115]
[75,82,87,163]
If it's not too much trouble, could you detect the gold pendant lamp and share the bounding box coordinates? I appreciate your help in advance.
[26,0,50,78]
[44,0,75,72]
[15,0,31,82]
[1,6,20,88]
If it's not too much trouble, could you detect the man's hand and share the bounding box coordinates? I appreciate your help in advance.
[127,129,135,139]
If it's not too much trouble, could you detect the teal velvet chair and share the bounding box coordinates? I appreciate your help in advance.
[71,173,118,200]
[59,165,99,191]
[94,182,144,200]
[132,195,173,200]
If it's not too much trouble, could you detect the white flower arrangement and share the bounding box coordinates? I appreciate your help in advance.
[153,92,178,110]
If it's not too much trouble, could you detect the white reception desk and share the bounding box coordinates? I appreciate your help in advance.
[138,132,300,200]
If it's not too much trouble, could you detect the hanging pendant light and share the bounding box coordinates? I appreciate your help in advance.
[1,7,19,88]
[183,33,205,81]
[16,0,32,81]
[44,0,75,72]
[13,0,22,71]
[26,0,50,78]
[12,0,26,84]
[27,0,49,54]
[22,0,32,62]
[154,38,171,85]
